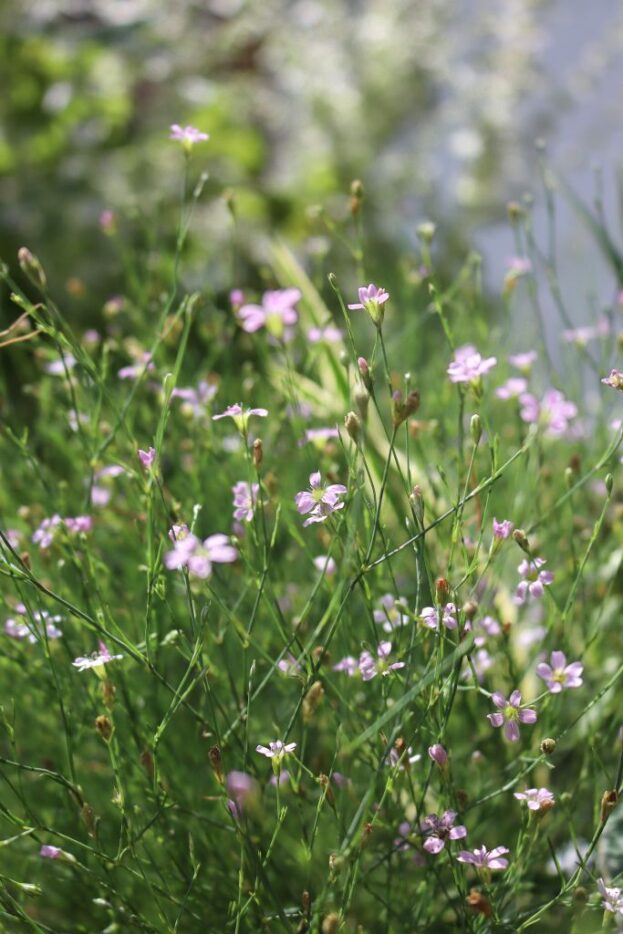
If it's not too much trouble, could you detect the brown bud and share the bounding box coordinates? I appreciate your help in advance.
[303,681,324,724]
[312,645,330,666]
[601,789,618,823]
[252,438,263,469]
[101,679,116,710]
[80,803,97,837]
[435,577,450,603]
[512,528,530,553]
[318,773,336,809]
[19,551,31,569]
[95,715,113,742]
[354,384,370,421]
[321,913,341,934]
[573,885,588,903]
[140,750,155,779]
[462,600,478,620]
[209,746,224,784]
[302,890,311,913]
[456,788,469,809]
[507,201,524,222]
[18,247,47,289]
[540,738,556,755]
[466,888,492,918]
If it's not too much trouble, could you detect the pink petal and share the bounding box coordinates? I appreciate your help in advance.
[504,720,520,742]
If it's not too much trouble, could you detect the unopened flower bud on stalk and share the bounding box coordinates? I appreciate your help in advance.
[540,737,556,755]
[416,221,436,244]
[18,247,47,289]
[470,414,482,445]
[428,743,448,769]
[252,438,263,469]
[600,789,618,823]
[354,383,370,421]
[350,178,364,215]
[344,411,360,441]
[435,578,450,604]
[391,389,420,427]
[95,715,113,742]
[606,473,614,495]
[303,681,324,723]
[410,485,424,525]
[209,746,224,784]
[512,528,531,553]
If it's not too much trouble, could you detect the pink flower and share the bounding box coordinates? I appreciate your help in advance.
[164,531,238,579]
[277,653,301,675]
[138,447,156,470]
[118,352,154,380]
[295,471,347,526]
[313,555,336,578]
[495,377,527,400]
[563,319,609,345]
[487,690,537,742]
[602,369,623,391]
[421,811,467,854]
[5,608,63,643]
[64,515,93,535]
[333,656,359,676]
[373,594,410,632]
[256,740,297,764]
[72,640,123,674]
[169,124,209,146]
[212,403,268,431]
[358,641,405,681]
[457,845,509,871]
[597,878,623,916]
[492,518,513,539]
[419,603,457,631]
[226,771,258,818]
[238,288,301,339]
[171,381,218,419]
[348,283,389,326]
[40,844,73,861]
[514,787,555,811]
[299,427,340,448]
[428,744,448,768]
[514,557,554,604]
[508,351,537,371]
[447,345,497,384]
[232,481,259,523]
[519,389,577,437]
[32,514,62,549]
[536,651,583,693]
[308,324,342,343]
[385,747,421,769]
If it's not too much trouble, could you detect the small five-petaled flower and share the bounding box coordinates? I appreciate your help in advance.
[295,471,347,526]
[536,651,583,693]
[487,690,537,742]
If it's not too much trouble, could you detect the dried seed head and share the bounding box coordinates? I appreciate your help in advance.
[95,715,113,742]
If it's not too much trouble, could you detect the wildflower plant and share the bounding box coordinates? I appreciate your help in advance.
[1,123,623,934]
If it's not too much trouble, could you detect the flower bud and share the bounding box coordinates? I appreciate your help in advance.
[512,528,531,553]
[303,681,324,723]
[101,679,116,709]
[600,789,618,823]
[322,913,341,934]
[428,743,448,768]
[507,201,524,223]
[435,578,450,603]
[466,889,492,918]
[350,178,364,215]
[462,600,478,620]
[470,414,482,445]
[18,247,47,289]
[209,746,224,784]
[416,221,436,244]
[344,411,361,441]
[252,438,263,470]
[410,485,424,525]
[80,803,97,837]
[354,383,370,421]
[391,390,420,427]
[606,473,614,495]
[540,737,556,755]
[358,356,373,394]
[95,715,113,742]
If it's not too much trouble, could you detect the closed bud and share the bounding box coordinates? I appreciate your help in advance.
[416,221,436,244]
[354,384,370,421]
[303,681,324,724]
[462,600,478,620]
[209,746,224,784]
[564,467,574,489]
[606,473,614,494]
[435,578,450,603]
[410,485,424,525]
[95,715,113,742]
[357,356,373,394]
[507,201,524,222]
[512,528,530,553]
[466,888,492,918]
[322,913,341,934]
[318,772,336,808]
[540,737,556,755]
[80,803,97,837]
[470,414,482,445]
[18,247,47,289]
[600,789,618,823]
[101,679,116,709]
[350,178,364,215]
[302,890,311,913]
[391,390,420,427]
[140,750,155,779]
[344,411,360,441]
[327,272,338,290]
[252,438,263,469]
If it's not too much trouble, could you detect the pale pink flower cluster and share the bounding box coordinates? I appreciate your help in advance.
[238,289,301,339]
[32,514,92,549]
[164,525,238,580]
[519,389,577,437]
[447,345,497,384]
[419,603,457,630]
